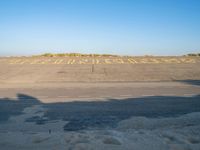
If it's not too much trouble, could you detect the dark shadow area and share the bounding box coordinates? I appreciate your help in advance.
[0,94,200,131]
[178,80,200,87]
[0,94,40,122]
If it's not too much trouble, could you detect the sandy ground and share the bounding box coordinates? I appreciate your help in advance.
[1,56,200,83]
[0,56,200,149]
[0,104,200,150]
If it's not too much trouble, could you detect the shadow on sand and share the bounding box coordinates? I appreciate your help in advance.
[178,80,200,87]
[0,93,200,131]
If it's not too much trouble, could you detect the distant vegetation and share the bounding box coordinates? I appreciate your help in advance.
[32,52,200,57]
[186,53,200,57]
[34,53,119,57]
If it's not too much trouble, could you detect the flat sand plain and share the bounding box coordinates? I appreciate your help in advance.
[0,56,200,83]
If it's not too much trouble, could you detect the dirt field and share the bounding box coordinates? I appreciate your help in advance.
[0,56,200,83]
[1,56,199,65]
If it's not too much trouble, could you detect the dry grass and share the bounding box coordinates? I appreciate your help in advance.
[186,53,200,57]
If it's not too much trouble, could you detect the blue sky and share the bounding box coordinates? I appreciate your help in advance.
[0,0,200,56]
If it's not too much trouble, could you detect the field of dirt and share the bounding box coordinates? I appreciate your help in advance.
[0,56,200,83]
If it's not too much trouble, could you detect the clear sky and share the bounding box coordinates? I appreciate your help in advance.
[0,0,200,56]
